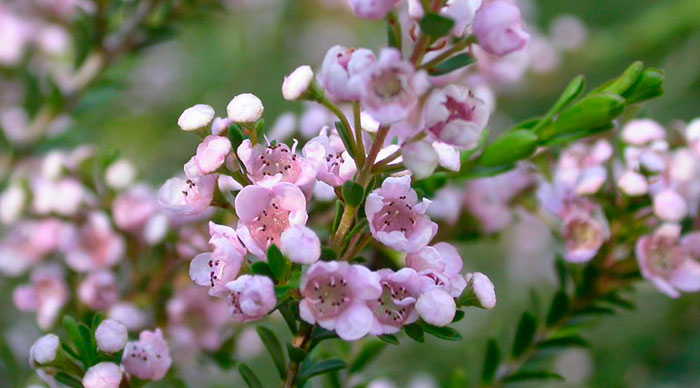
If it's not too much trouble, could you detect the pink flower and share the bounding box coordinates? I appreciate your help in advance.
[369,268,422,335]
[83,362,122,388]
[184,135,232,177]
[63,212,125,272]
[365,176,438,252]
[415,287,456,327]
[95,319,128,353]
[167,287,228,351]
[78,270,120,311]
[559,200,610,263]
[158,174,217,215]
[621,119,666,146]
[13,265,69,329]
[302,127,357,186]
[108,302,149,332]
[122,329,172,381]
[280,225,321,265]
[282,65,315,101]
[617,170,648,196]
[350,0,400,20]
[463,272,496,309]
[319,45,376,101]
[353,48,422,125]
[31,177,86,216]
[401,140,462,179]
[29,333,60,367]
[190,222,247,297]
[653,189,688,222]
[235,183,308,258]
[636,224,700,298]
[113,185,158,233]
[473,0,530,57]
[426,186,464,225]
[237,139,317,188]
[0,219,67,275]
[406,242,467,297]
[555,141,612,195]
[225,275,276,322]
[299,261,382,341]
[424,85,490,149]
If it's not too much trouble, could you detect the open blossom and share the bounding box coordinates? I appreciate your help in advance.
[280,225,321,265]
[238,139,317,188]
[177,104,215,131]
[226,93,263,123]
[369,268,422,335]
[353,48,423,125]
[235,183,308,258]
[555,140,612,195]
[113,185,158,233]
[636,224,700,298]
[423,85,490,150]
[167,286,228,351]
[13,266,69,329]
[319,45,376,101]
[158,174,217,215]
[95,319,128,353]
[31,177,86,216]
[0,219,67,275]
[366,176,437,252]
[686,118,700,156]
[302,127,357,186]
[560,201,610,263]
[190,222,247,297]
[78,270,120,311]
[473,0,530,57]
[122,329,172,381]
[300,261,382,341]
[407,242,467,297]
[108,302,149,332]
[83,362,122,388]
[350,0,399,20]
[63,212,125,272]
[184,135,232,177]
[225,275,276,322]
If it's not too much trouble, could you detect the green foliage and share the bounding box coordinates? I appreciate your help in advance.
[342,181,365,207]
[267,244,291,283]
[420,322,463,341]
[512,312,537,358]
[503,370,565,383]
[419,13,455,42]
[350,341,386,373]
[404,323,425,343]
[546,290,570,325]
[255,326,286,379]
[481,339,500,383]
[238,363,263,388]
[297,359,347,383]
[428,53,474,76]
[477,130,538,167]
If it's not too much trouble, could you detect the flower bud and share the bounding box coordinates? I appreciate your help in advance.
[621,119,665,145]
[0,183,25,224]
[95,319,128,353]
[617,170,648,196]
[225,275,277,322]
[282,65,315,101]
[105,159,136,190]
[226,93,264,123]
[29,334,60,367]
[653,189,688,222]
[280,225,321,265]
[461,272,497,309]
[402,140,439,179]
[473,1,530,56]
[122,329,172,381]
[177,104,215,131]
[83,362,122,388]
[416,288,456,327]
[350,0,400,20]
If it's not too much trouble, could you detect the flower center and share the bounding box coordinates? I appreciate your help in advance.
[565,218,601,250]
[306,275,350,320]
[428,96,476,138]
[648,239,685,275]
[371,282,411,325]
[372,70,406,100]
[325,152,345,174]
[253,144,302,182]
[248,201,290,249]
[373,196,417,235]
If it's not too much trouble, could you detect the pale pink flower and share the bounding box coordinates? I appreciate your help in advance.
[113,185,158,233]
[299,261,382,341]
[158,174,217,215]
[0,219,67,275]
[555,140,612,195]
[0,8,30,66]
[95,319,128,353]
[550,14,588,52]
[473,45,531,84]
[108,303,149,332]
[280,225,321,265]
[353,48,422,125]
[78,270,120,311]
[426,186,464,225]
[424,85,490,150]
[211,117,234,136]
[415,287,456,327]
[29,333,60,367]
[302,127,357,186]
[365,176,437,252]
[407,242,467,297]
[31,177,86,216]
[282,65,315,101]
[122,329,172,381]
[369,268,422,335]
[473,0,530,56]
[621,119,666,146]
[167,287,228,351]
[350,0,400,20]
[177,104,215,131]
[83,362,122,388]
[63,212,125,272]
[184,135,232,177]
[190,222,247,297]
[653,189,688,222]
[636,224,700,298]
[463,272,496,309]
[0,183,26,224]
[13,266,69,329]
[685,118,700,156]
[225,275,276,322]
[237,139,317,188]
[235,183,308,258]
[559,200,610,263]
[105,159,136,190]
[617,170,648,196]
[227,93,263,123]
[319,45,376,101]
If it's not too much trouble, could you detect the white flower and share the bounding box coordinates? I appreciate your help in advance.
[227,93,264,123]
[283,65,315,101]
[177,104,215,131]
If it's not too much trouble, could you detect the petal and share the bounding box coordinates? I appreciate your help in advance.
[189,253,215,287]
[335,304,373,341]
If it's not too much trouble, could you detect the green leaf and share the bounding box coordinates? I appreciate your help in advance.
[503,370,565,383]
[79,323,96,365]
[428,53,474,76]
[386,11,402,51]
[54,372,83,388]
[250,261,275,278]
[452,310,465,323]
[377,334,400,345]
[91,312,104,332]
[63,316,87,360]
[311,328,338,342]
[255,119,265,139]
[459,164,515,179]
[297,359,347,383]
[512,312,537,358]
[554,257,568,290]
[538,123,614,147]
[331,200,344,234]
[597,61,643,95]
[238,363,263,388]
[622,68,665,104]
[287,343,307,363]
[478,130,538,167]
[575,305,616,316]
[343,219,368,246]
[538,335,589,349]
[546,291,570,325]
[350,341,386,373]
[481,339,500,383]
[404,323,425,343]
[279,302,298,334]
[320,246,337,261]
[532,75,585,133]
[536,93,625,141]
[228,123,245,150]
[255,326,286,379]
[342,181,365,207]
[335,121,356,159]
[419,13,455,41]
[421,322,462,341]
[602,293,636,310]
[267,244,290,283]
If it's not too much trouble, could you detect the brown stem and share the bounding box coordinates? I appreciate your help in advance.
[282,325,316,388]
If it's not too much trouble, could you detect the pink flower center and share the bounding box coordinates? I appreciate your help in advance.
[206,258,225,288]
[336,48,355,70]
[647,238,684,275]
[252,144,302,182]
[370,281,411,325]
[325,151,346,175]
[372,69,408,101]
[227,291,244,316]
[428,95,476,138]
[306,274,350,320]
[564,218,602,251]
[372,196,418,235]
[248,200,291,249]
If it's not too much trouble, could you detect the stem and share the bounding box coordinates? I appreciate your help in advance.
[332,204,357,251]
[282,325,315,388]
[419,38,471,70]
[352,101,366,167]
[409,0,448,67]
[358,126,390,185]
[319,97,359,160]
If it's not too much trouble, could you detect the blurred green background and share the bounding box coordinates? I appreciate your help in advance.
[4,0,700,386]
